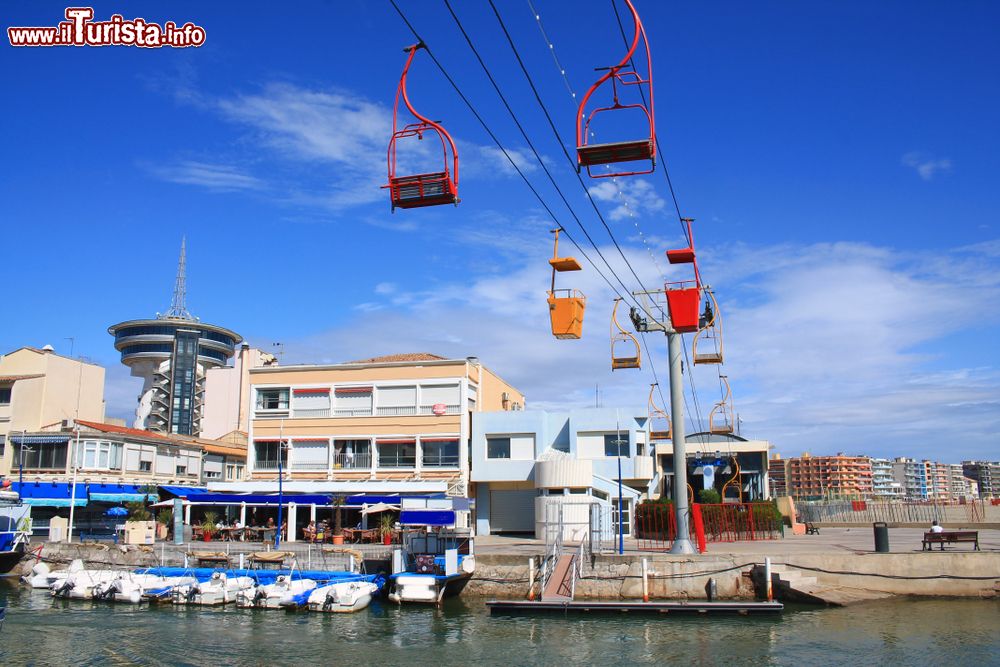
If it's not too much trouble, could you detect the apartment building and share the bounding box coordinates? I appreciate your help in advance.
[962,461,1000,498]
[892,458,930,500]
[870,458,904,499]
[786,453,873,499]
[230,354,523,528]
[0,346,105,478]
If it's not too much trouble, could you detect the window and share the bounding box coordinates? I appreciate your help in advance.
[176,465,187,475]
[611,498,632,537]
[78,440,123,470]
[204,470,222,479]
[0,386,11,405]
[139,460,152,472]
[604,433,629,457]
[378,440,416,468]
[376,386,416,416]
[0,435,4,456]
[254,440,287,471]
[256,388,290,414]
[333,387,373,416]
[487,437,511,459]
[15,441,68,470]
[422,439,459,468]
[292,389,330,418]
[291,439,329,471]
[333,439,371,469]
[226,463,245,481]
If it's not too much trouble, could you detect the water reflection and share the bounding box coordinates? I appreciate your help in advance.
[1,581,998,666]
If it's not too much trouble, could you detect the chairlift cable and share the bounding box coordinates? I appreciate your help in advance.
[481,0,657,300]
[386,0,630,306]
[442,0,649,313]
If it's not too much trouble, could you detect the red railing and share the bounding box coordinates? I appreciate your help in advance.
[634,502,782,551]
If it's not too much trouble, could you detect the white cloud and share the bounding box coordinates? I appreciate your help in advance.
[902,151,952,181]
[587,178,666,221]
[149,160,263,191]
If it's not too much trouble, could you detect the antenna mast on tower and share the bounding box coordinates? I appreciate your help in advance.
[162,237,194,320]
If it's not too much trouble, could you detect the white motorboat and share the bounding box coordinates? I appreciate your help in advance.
[23,560,80,590]
[235,575,316,609]
[51,569,120,600]
[93,573,196,603]
[173,573,255,606]
[305,580,379,613]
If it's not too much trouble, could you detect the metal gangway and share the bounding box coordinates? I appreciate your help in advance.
[538,501,611,602]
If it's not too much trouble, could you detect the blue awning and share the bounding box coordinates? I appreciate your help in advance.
[13,482,88,507]
[88,483,158,503]
[400,510,456,527]
[9,434,71,445]
[192,493,340,506]
[159,485,210,498]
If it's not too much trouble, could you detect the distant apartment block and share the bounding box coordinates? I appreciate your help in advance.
[786,453,873,499]
[870,458,904,499]
[962,461,1000,498]
[0,345,106,478]
[768,455,788,497]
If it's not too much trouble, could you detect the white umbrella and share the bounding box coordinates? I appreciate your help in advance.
[361,503,400,515]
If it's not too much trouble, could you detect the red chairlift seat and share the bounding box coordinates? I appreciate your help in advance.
[575,0,655,179]
[664,218,702,333]
[384,43,459,212]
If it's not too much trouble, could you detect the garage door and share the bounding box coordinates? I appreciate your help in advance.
[489,489,536,533]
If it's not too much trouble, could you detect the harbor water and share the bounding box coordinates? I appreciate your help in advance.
[1,582,997,666]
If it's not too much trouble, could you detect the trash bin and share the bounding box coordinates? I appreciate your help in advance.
[873,522,889,553]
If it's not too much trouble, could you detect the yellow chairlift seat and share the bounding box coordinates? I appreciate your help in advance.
[647,383,671,441]
[610,298,641,370]
[709,375,735,435]
[692,290,724,365]
[547,228,586,339]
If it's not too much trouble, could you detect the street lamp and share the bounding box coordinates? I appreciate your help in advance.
[275,419,285,549]
[18,429,32,486]
[614,411,625,556]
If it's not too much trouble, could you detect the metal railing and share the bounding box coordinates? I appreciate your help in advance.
[332,408,373,417]
[375,406,417,416]
[331,452,371,469]
[796,499,994,525]
[253,459,285,472]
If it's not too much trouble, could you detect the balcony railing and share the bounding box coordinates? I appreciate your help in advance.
[422,454,460,468]
[254,459,286,472]
[378,456,416,469]
[255,408,290,419]
[376,406,417,417]
[293,408,331,419]
[332,453,371,470]
[333,408,373,417]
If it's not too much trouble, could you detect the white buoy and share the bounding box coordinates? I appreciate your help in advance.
[641,558,649,603]
[528,557,535,601]
[765,557,772,602]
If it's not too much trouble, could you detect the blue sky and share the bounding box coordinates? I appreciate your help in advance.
[3,1,998,461]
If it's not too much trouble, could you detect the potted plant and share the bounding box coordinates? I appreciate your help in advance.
[156,508,173,540]
[331,495,345,545]
[201,511,218,542]
[380,513,395,545]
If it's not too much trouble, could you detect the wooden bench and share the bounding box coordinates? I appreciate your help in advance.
[922,530,979,551]
[805,522,820,535]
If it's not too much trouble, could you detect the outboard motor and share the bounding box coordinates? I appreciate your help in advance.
[322,593,335,612]
[53,580,75,598]
[186,585,199,603]
[253,586,267,607]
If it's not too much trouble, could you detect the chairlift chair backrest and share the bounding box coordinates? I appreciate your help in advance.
[709,375,735,435]
[384,43,459,212]
[575,0,655,178]
[693,290,724,364]
[647,383,671,441]
[610,298,641,369]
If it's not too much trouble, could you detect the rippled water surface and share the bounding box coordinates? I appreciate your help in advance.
[1,581,997,666]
